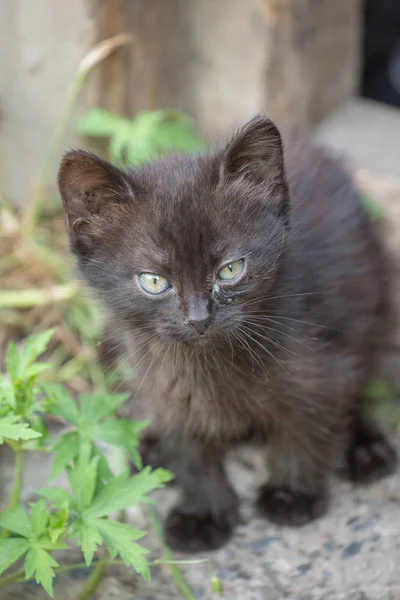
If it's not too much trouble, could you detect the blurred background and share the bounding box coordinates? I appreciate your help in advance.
[1,0,400,209]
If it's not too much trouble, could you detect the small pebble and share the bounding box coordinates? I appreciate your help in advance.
[353,514,380,531]
[323,540,336,554]
[341,541,363,558]
[297,563,312,575]
[244,536,280,553]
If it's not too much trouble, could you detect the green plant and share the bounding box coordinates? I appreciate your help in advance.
[360,193,384,220]
[24,33,133,237]
[77,108,207,167]
[0,329,173,598]
[365,378,400,427]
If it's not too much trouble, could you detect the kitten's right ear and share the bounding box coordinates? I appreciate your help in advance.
[58,150,134,252]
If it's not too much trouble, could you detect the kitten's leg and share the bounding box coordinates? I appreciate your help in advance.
[137,431,171,471]
[342,409,397,484]
[257,422,334,527]
[164,439,239,552]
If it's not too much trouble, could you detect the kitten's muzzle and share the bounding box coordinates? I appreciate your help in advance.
[186,296,212,335]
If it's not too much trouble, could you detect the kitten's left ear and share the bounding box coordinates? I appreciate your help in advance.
[220,115,286,191]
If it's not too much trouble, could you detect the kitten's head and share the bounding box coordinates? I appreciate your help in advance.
[58,116,288,349]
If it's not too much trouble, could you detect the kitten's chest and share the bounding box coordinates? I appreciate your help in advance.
[137,350,275,439]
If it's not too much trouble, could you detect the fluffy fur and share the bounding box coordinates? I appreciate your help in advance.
[58,116,397,552]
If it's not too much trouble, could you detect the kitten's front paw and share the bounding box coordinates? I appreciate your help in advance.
[257,484,328,526]
[345,435,397,484]
[164,506,238,552]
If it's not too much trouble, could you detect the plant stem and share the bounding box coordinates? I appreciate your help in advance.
[0,561,127,590]
[2,445,24,539]
[78,560,105,600]
[0,283,78,308]
[0,569,25,588]
[0,555,206,593]
[149,509,196,600]
[10,446,24,509]
[22,33,132,237]
[22,72,86,237]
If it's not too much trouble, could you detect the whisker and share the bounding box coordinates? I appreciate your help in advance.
[240,291,324,310]
[132,341,166,403]
[237,325,289,374]
[101,333,157,388]
[102,332,154,375]
[232,329,271,380]
[239,324,309,363]
[242,319,316,352]
[245,312,346,332]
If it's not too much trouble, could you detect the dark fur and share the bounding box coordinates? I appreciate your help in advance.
[58,116,397,552]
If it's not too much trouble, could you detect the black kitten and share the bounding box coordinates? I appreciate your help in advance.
[58,116,397,552]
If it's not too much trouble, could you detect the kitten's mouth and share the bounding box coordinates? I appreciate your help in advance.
[161,330,213,349]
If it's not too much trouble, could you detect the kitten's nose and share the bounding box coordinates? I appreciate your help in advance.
[186,296,212,335]
[188,315,212,334]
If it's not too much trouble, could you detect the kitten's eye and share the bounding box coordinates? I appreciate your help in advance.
[137,273,171,295]
[218,258,245,282]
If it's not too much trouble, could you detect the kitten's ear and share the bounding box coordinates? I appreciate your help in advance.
[220,116,286,189]
[58,150,134,251]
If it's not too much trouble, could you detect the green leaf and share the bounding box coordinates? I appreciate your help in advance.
[25,413,48,449]
[360,194,384,220]
[129,447,143,471]
[211,576,224,595]
[0,538,30,576]
[0,415,42,443]
[0,505,32,538]
[95,519,150,579]
[75,519,103,566]
[18,329,54,379]
[43,384,78,425]
[29,500,49,537]
[67,443,99,510]
[38,539,69,552]
[38,487,73,508]
[85,467,173,519]
[76,108,125,137]
[93,419,147,448]
[365,379,392,402]
[79,392,129,425]
[109,122,133,164]
[0,375,16,408]
[92,446,114,483]
[78,108,205,169]
[24,362,52,379]
[24,546,58,597]
[5,341,19,384]
[48,506,69,544]
[51,431,80,478]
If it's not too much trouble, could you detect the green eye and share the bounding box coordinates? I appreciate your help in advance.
[138,273,171,295]
[218,258,245,282]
